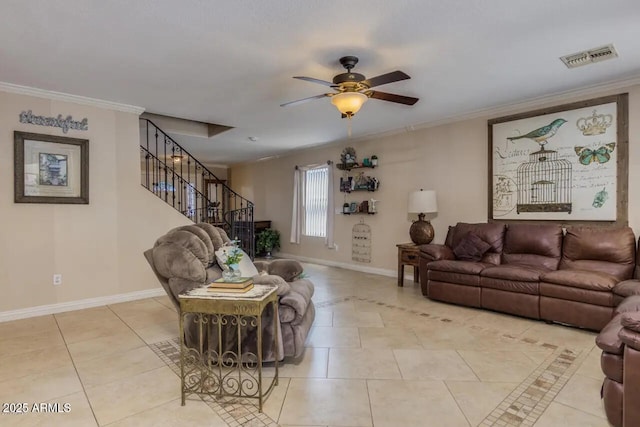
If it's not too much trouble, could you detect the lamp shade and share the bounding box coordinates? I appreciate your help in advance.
[408,190,438,214]
[331,92,368,116]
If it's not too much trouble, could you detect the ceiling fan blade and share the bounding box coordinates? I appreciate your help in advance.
[280,93,330,107]
[293,76,337,87]
[368,91,419,105]
[363,70,410,88]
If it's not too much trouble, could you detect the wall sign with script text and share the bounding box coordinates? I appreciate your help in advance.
[19,110,88,133]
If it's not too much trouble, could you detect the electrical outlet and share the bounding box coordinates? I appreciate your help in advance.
[334,243,339,251]
[53,274,62,286]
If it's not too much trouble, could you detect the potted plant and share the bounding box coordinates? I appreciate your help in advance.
[257,228,281,258]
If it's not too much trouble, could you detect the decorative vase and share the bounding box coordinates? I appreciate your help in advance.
[222,264,241,281]
[265,250,273,259]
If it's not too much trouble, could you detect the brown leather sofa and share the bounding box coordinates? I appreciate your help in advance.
[419,222,636,331]
[596,247,640,427]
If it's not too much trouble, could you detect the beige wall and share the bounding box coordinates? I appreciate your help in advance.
[231,84,640,273]
[0,91,190,313]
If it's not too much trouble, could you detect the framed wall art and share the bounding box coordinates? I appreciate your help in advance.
[14,131,89,204]
[488,93,628,225]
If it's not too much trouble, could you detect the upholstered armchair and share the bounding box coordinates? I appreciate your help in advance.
[144,223,315,361]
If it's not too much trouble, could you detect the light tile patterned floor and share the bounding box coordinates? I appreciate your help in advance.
[0,263,608,426]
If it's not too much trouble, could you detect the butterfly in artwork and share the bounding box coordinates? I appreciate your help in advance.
[574,142,616,165]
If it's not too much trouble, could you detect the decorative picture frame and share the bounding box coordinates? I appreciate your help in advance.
[488,93,628,225]
[14,131,89,204]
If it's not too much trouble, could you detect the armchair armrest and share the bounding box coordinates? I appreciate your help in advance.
[620,312,640,351]
[614,279,640,298]
[251,273,291,296]
[279,279,314,325]
[419,244,455,262]
[253,259,304,282]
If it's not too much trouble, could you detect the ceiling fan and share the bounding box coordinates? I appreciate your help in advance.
[281,56,419,118]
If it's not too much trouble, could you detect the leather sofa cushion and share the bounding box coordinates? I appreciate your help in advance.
[540,269,618,291]
[596,314,624,355]
[614,279,640,297]
[502,223,562,270]
[560,226,635,280]
[480,277,539,294]
[540,282,614,306]
[601,352,624,383]
[481,264,549,281]
[429,270,480,287]
[428,259,492,275]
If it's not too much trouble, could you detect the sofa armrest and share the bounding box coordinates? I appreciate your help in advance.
[419,244,455,262]
[614,279,640,298]
[620,312,640,351]
[279,278,314,325]
[596,314,624,355]
[251,274,291,296]
[254,259,304,282]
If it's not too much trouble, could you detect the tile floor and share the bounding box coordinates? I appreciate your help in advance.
[0,263,610,426]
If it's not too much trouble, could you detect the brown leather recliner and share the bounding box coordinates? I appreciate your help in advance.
[597,298,640,427]
[539,227,636,330]
[480,223,563,319]
[420,222,506,307]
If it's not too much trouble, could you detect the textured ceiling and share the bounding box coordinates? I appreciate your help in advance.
[1,0,640,164]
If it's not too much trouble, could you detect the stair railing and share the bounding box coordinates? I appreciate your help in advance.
[140,118,255,258]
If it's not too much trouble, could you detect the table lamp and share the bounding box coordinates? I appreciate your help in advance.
[408,189,438,245]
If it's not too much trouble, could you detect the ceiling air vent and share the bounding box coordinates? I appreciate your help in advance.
[560,44,618,69]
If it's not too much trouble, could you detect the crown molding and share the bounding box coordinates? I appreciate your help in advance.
[411,74,640,131]
[320,73,640,149]
[0,82,146,115]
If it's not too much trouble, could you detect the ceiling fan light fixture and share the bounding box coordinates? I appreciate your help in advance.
[331,92,368,117]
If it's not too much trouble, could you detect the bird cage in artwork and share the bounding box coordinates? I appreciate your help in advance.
[516,149,572,214]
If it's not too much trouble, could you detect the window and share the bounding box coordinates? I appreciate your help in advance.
[303,166,329,237]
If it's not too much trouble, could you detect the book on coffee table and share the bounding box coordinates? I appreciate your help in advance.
[208,276,253,289]
[207,282,254,293]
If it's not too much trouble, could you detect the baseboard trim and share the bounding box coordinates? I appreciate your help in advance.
[277,252,399,278]
[0,288,167,323]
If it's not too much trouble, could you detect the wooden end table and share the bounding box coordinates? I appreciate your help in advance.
[397,243,420,287]
[178,284,279,412]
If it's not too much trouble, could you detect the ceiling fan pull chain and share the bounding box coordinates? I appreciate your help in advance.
[347,115,352,138]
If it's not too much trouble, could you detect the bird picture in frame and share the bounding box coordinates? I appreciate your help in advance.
[574,142,616,166]
[507,118,567,148]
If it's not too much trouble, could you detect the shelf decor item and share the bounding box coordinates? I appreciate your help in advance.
[340,147,357,167]
[408,189,438,244]
[222,245,244,281]
[371,155,378,167]
[14,131,89,204]
[256,228,281,258]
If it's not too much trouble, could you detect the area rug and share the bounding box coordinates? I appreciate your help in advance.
[150,296,587,427]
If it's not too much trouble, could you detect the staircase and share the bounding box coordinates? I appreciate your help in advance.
[139,118,255,258]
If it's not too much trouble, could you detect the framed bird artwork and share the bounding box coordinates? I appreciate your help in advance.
[488,93,628,225]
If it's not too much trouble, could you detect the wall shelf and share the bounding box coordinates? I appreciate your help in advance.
[336,163,376,171]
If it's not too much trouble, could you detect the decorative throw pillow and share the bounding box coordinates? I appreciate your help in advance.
[214,246,259,278]
[453,232,491,261]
